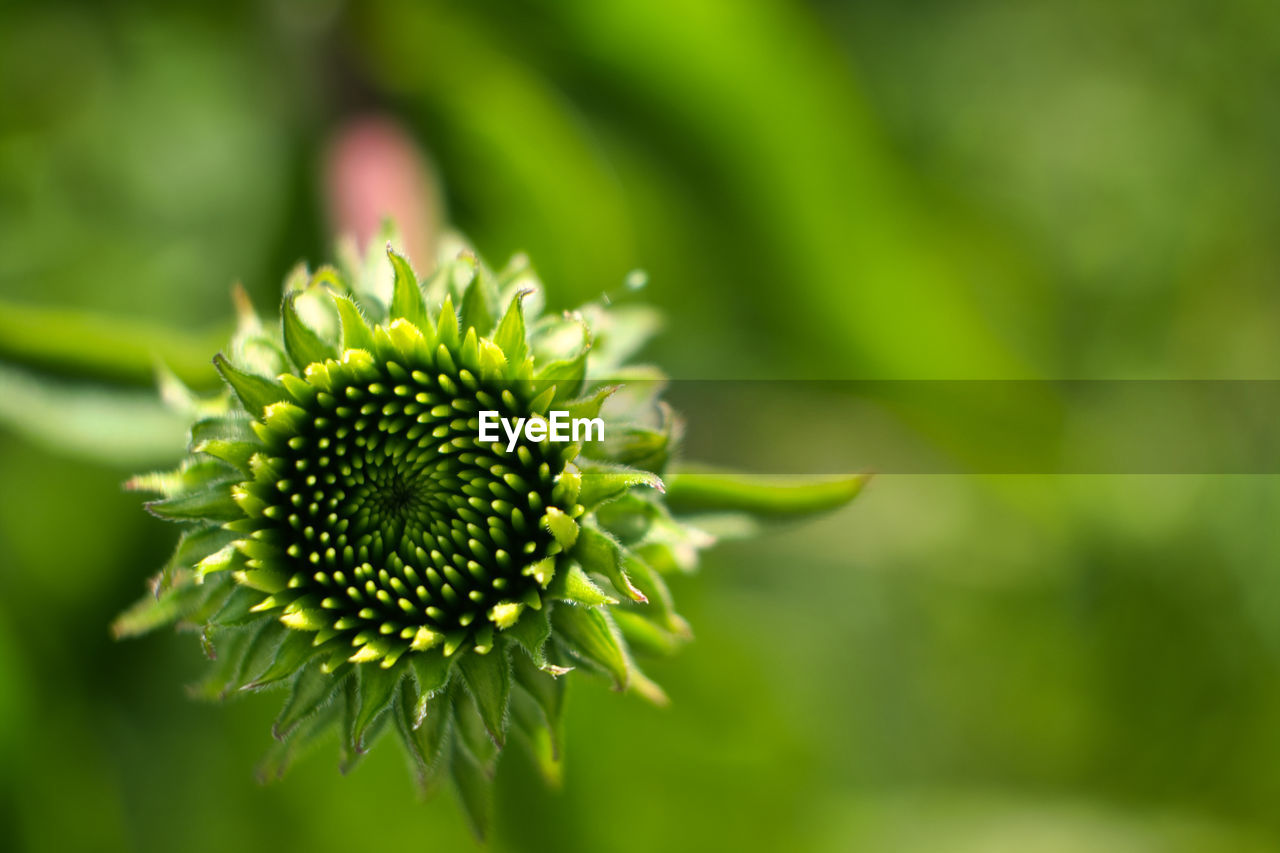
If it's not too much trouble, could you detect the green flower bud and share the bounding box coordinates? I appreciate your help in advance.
[114,231,863,837]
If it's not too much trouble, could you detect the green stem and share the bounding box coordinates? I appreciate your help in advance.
[665,468,868,517]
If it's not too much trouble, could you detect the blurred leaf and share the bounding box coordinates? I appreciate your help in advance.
[538,0,1034,376]
[450,742,493,840]
[0,299,224,387]
[357,0,637,305]
[0,363,186,465]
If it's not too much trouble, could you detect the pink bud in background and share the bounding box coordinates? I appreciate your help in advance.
[323,115,442,271]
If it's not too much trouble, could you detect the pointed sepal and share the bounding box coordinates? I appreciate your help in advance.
[459,650,511,747]
[550,605,629,689]
[213,354,289,416]
[388,247,430,329]
[282,292,338,369]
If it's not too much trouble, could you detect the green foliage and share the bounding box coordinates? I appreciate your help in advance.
[5,1,1277,850]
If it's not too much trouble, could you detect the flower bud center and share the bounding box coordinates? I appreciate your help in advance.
[251,348,570,638]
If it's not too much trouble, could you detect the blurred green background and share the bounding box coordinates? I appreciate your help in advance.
[4,1,1280,850]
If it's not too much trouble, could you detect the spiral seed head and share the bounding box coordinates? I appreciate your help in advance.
[116,234,698,836]
[240,336,578,663]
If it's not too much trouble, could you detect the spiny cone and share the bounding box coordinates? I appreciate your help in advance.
[115,232,707,837]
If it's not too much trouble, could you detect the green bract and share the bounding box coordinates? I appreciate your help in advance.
[116,232,864,837]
